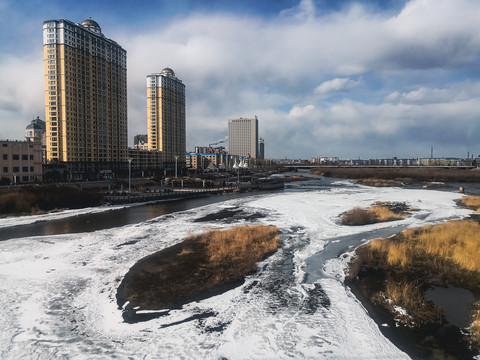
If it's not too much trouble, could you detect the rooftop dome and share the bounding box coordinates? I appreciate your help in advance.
[26,116,46,131]
[81,18,101,33]
[26,123,43,130]
[161,67,175,76]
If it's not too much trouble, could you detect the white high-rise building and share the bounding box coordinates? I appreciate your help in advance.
[228,117,258,158]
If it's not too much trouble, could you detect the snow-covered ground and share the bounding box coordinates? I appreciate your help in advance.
[0,179,473,359]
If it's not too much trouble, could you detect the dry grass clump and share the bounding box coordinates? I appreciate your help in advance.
[470,302,480,348]
[356,178,403,187]
[341,202,409,225]
[369,206,404,222]
[459,195,480,211]
[117,224,281,311]
[360,220,480,273]
[201,225,281,281]
[373,281,444,326]
[341,207,377,225]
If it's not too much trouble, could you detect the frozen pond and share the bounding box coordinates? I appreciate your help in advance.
[0,177,473,359]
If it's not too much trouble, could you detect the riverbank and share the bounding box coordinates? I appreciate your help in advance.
[0,185,103,216]
[311,166,480,183]
[347,217,480,359]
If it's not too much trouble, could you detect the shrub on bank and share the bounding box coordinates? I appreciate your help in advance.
[365,220,480,273]
[355,178,403,187]
[0,186,104,215]
[372,281,444,327]
[341,202,408,225]
[460,195,480,211]
[311,167,480,183]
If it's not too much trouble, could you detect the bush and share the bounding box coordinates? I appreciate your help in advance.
[341,207,377,225]
[460,195,480,210]
[341,202,407,226]
[0,186,103,215]
[373,281,444,327]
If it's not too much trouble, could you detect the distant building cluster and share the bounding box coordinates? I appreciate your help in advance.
[0,17,274,185]
[133,135,148,150]
[309,156,477,167]
[185,116,267,172]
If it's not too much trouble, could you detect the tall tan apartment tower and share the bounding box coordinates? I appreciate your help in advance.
[147,68,186,170]
[43,18,127,175]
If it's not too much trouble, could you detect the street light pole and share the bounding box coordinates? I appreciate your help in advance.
[128,158,133,193]
[174,155,179,179]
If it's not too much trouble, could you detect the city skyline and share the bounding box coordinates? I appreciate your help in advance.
[1,0,480,159]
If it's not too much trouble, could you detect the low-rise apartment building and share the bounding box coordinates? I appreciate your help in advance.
[1,140,43,184]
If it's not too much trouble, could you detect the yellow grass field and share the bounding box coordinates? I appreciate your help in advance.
[369,220,480,272]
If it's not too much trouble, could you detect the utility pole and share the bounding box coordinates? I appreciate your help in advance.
[128,158,133,193]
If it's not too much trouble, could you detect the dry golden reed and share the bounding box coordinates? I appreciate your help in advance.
[183,225,281,282]
[341,203,407,225]
[368,220,480,272]
[369,206,404,222]
[460,195,480,211]
[356,178,403,187]
[382,281,443,325]
[203,225,280,265]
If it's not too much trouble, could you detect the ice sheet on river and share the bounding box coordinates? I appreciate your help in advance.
[0,180,472,359]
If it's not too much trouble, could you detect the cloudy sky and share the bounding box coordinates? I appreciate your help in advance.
[1,0,480,159]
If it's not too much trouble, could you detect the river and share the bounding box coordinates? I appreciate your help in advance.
[0,176,474,359]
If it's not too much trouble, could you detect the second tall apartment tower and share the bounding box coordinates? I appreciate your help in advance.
[43,18,127,170]
[147,69,186,169]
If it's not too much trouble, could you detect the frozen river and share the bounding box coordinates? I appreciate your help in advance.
[0,177,473,359]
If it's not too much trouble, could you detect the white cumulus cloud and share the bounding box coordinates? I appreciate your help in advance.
[314,78,360,95]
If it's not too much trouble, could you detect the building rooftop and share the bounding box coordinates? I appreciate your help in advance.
[161,67,175,76]
[81,18,102,34]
